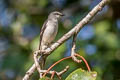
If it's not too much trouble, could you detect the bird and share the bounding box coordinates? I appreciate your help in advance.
[38,11,64,69]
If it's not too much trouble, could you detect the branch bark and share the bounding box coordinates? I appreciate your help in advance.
[23,0,109,80]
[71,33,82,63]
[33,52,42,78]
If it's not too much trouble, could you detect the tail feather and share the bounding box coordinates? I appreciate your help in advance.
[39,55,47,69]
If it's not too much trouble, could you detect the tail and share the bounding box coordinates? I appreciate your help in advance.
[39,54,47,69]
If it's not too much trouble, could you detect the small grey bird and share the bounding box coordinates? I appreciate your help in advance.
[39,11,64,69]
[39,11,64,50]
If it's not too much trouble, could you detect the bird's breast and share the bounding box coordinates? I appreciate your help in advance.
[42,20,58,44]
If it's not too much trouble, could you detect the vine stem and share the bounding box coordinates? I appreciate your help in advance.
[43,53,91,78]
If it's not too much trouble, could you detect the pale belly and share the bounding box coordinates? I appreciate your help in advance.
[42,21,58,45]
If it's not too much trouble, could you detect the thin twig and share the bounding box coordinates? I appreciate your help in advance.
[43,56,71,77]
[75,54,91,71]
[71,33,82,63]
[50,66,69,79]
[56,73,62,80]
[50,71,55,79]
[57,66,69,76]
[23,64,36,80]
[33,52,42,78]
[23,50,46,80]
[43,53,91,79]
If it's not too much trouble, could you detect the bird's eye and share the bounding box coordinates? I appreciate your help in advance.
[54,13,59,15]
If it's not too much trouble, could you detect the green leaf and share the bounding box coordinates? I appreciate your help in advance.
[65,68,97,80]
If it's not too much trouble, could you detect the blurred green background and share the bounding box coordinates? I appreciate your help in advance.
[0,0,120,80]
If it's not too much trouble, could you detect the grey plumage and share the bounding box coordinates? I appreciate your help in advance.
[39,11,64,50]
[38,11,64,69]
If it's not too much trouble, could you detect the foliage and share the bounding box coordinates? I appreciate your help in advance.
[65,68,97,80]
[0,0,120,80]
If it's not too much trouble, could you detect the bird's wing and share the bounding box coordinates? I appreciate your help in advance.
[39,20,48,50]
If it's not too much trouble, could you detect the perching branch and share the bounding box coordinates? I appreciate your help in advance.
[23,0,109,80]
[44,0,109,54]
[33,51,42,78]
[23,51,45,80]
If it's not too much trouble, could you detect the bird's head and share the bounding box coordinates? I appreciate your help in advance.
[49,11,64,19]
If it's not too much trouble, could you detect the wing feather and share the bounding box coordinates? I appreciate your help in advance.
[39,20,48,50]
